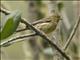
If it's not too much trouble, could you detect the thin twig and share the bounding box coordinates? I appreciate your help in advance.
[0,33,36,47]
[0,7,70,60]
[63,16,80,50]
[16,28,27,32]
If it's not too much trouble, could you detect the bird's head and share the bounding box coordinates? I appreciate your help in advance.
[51,13,62,23]
[48,10,62,23]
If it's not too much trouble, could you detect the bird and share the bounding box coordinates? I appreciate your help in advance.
[34,12,62,34]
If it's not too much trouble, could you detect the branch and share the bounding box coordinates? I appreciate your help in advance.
[0,33,36,47]
[63,16,80,50]
[0,7,70,60]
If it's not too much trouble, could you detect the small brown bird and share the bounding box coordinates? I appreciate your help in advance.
[34,13,62,34]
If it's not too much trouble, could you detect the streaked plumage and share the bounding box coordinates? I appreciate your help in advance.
[35,13,61,34]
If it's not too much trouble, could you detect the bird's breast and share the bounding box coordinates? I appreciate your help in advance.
[35,22,57,34]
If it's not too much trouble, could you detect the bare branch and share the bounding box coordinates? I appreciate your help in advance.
[0,7,70,60]
[0,33,36,47]
[63,16,80,50]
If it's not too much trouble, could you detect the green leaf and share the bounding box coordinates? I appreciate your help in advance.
[0,10,21,40]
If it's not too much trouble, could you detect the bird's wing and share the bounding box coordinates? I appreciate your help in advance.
[32,17,51,25]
